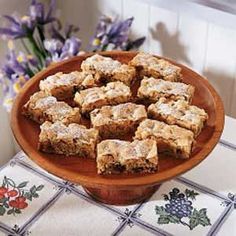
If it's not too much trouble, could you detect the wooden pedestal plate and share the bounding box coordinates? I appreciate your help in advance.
[11,51,224,205]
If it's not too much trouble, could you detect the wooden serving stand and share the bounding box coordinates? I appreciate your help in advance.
[11,51,224,205]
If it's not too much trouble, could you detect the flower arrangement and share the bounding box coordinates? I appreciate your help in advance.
[0,0,145,111]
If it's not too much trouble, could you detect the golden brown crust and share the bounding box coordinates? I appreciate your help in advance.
[90,103,147,138]
[148,98,208,136]
[135,119,195,159]
[97,139,158,174]
[138,77,195,103]
[22,91,81,124]
[74,81,132,113]
[129,52,182,81]
[38,121,99,158]
[81,54,136,85]
[39,71,98,100]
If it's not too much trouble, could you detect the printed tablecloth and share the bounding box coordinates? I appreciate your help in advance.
[0,116,235,236]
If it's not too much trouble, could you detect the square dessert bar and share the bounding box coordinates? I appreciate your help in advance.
[90,103,147,138]
[39,71,96,100]
[148,98,208,136]
[135,119,195,159]
[129,52,182,82]
[81,54,136,85]
[74,81,131,113]
[38,121,99,158]
[22,91,81,124]
[138,77,195,103]
[97,139,158,174]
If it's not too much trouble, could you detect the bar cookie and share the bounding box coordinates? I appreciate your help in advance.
[38,121,99,158]
[97,139,158,174]
[22,91,81,124]
[129,52,182,81]
[148,98,208,136]
[90,103,147,138]
[74,81,131,113]
[138,77,195,103]
[135,119,195,159]
[81,54,136,85]
[39,71,96,100]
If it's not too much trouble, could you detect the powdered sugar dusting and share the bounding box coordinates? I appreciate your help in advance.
[35,96,57,109]
[40,72,79,90]
[83,54,121,74]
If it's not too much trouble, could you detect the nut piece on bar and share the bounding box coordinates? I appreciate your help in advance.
[135,119,195,159]
[22,91,81,124]
[74,81,131,113]
[81,54,136,85]
[138,77,195,103]
[148,98,208,136]
[39,71,97,100]
[38,121,99,158]
[129,52,182,82]
[97,139,158,174]
[90,102,147,138]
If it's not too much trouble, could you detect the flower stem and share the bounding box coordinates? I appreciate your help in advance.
[36,25,48,57]
[26,67,35,77]
[20,39,31,55]
[37,25,45,42]
[20,38,41,72]
[101,44,108,51]
[27,34,44,68]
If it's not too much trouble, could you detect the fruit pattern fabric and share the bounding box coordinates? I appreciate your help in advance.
[0,176,44,216]
[155,188,211,230]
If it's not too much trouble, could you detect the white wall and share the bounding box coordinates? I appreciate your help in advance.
[57,0,236,117]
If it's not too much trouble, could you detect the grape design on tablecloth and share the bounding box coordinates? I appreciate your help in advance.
[155,188,211,230]
[0,176,44,216]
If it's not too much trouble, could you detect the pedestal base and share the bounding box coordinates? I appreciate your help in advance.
[83,185,161,205]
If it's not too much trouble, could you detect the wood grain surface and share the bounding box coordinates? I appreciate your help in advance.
[11,51,224,205]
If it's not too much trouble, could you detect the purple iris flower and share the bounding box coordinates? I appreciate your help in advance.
[4,50,26,75]
[1,48,38,83]
[43,38,63,63]
[122,37,146,51]
[0,0,56,39]
[1,72,30,111]
[61,36,81,56]
[50,23,79,43]
[44,36,81,63]
[90,15,145,51]
[108,17,133,43]
[27,55,39,67]
[1,64,15,79]
[0,15,34,39]
[29,0,56,25]
[44,38,63,54]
